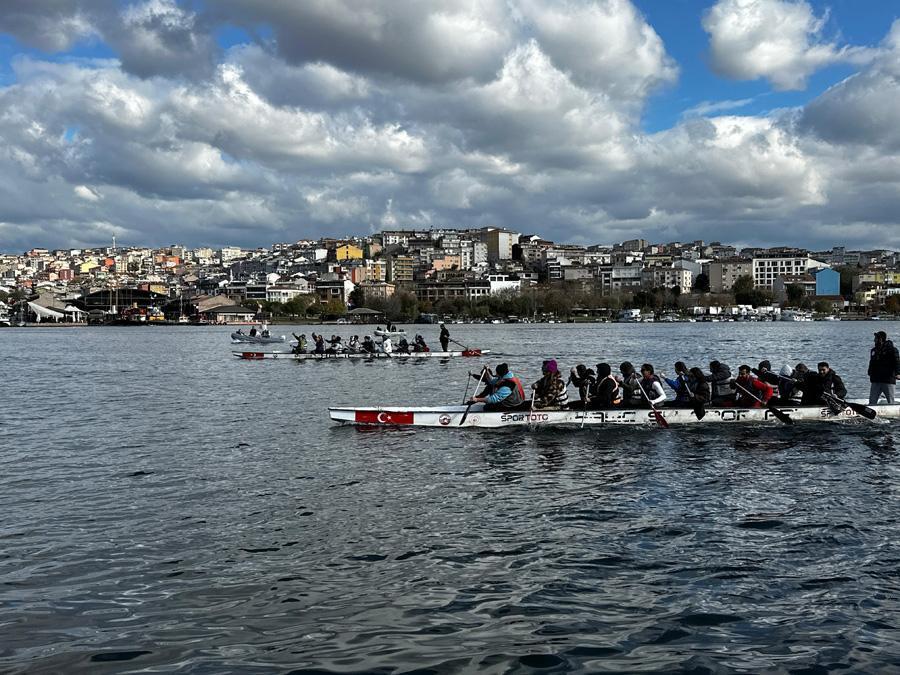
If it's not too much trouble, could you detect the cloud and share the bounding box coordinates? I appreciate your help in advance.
[104,0,218,79]
[516,0,678,102]
[682,97,756,117]
[74,184,100,201]
[0,1,899,252]
[703,0,873,90]
[0,0,102,52]
[798,20,900,150]
[208,0,514,84]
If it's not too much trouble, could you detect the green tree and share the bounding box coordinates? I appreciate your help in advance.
[813,298,834,314]
[348,287,366,308]
[786,283,805,305]
[733,275,756,305]
[693,272,710,293]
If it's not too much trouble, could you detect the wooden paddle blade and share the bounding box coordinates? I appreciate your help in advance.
[766,402,793,425]
[458,404,473,425]
[846,401,877,420]
[692,403,706,420]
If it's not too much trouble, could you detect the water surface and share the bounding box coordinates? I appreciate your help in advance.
[2,321,899,673]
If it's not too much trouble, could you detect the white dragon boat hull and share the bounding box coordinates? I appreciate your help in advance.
[329,402,899,427]
[234,349,489,360]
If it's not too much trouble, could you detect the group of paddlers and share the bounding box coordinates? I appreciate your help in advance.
[467,332,900,412]
[290,326,450,355]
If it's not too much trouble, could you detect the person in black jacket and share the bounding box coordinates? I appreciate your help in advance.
[802,362,847,405]
[869,331,900,404]
[706,360,733,405]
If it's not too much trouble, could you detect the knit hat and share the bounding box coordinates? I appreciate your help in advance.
[544,359,558,373]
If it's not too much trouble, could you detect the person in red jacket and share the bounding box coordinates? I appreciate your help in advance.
[732,364,774,407]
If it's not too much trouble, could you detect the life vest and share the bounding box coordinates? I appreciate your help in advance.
[638,375,662,401]
[605,376,623,404]
[495,374,525,408]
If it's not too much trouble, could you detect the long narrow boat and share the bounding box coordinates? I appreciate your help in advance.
[329,402,899,427]
[234,349,490,360]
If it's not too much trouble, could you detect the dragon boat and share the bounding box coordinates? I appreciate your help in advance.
[329,401,899,427]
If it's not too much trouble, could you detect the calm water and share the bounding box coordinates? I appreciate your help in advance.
[2,321,899,674]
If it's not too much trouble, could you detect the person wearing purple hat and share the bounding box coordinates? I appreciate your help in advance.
[532,359,569,409]
[868,331,900,404]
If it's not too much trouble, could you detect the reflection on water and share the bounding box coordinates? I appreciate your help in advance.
[1,321,899,672]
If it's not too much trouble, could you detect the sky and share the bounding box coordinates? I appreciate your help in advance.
[0,0,899,252]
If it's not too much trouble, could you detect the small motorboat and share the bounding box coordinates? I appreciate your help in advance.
[231,323,285,344]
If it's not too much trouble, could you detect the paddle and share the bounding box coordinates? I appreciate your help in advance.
[822,392,877,420]
[460,369,487,425]
[461,371,473,404]
[635,377,669,429]
[732,380,793,425]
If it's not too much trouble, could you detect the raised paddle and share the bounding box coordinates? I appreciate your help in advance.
[821,392,877,420]
[732,380,793,425]
[635,378,669,429]
[460,369,487,426]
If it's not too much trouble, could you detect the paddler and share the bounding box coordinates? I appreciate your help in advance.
[588,363,622,409]
[688,367,711,405]
[312,333,325,354]
[347,335,360,352]
[362,335,376,353]
[439,323,450,352]
[661,361,694,406]
[414,334,429,352]
[291,332,307,354]
[568,364,596,408]
[469,363,527,411]
[706,360,733,405]
[617,362,643,406]
[381,335,393,354]
[732,365,774,407]
[397,336,410,354]
[532,359,568,409]
[801,362,847,405]
[638,364,667,407]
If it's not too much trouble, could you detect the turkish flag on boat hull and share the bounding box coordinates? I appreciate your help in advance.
[241,352,265,359]
[355,410,415,425]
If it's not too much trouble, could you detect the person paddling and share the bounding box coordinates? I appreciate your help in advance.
[381,335,393,354]
[638,364,667,407]
[469,363,527,411]
[361,335,376,354]
[291,333,307,354]
[347,335,360,352]
[618,362,643,406]
[589,363,622,409]
[312,333,325,354]
[414,334,429,352]
[732,365,774,407]
[397,336,410,354]
[439,323,450,352]
[801,362,847,405]
[706,360,733,405]
[532,359,568,409]
[568,364,596,408]
[662,361,694,406]
[688,367,711,405]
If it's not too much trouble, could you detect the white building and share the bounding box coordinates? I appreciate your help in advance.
[487,274,522,295]
[752,254,828,289]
